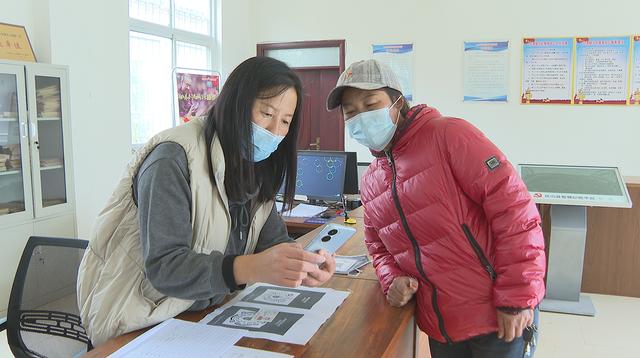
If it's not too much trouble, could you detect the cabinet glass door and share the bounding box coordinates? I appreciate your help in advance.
[26,65,73,217]
[0,64,33,225]
[34,75,67,208]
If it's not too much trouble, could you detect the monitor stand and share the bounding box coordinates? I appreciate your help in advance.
[541,205,595,316]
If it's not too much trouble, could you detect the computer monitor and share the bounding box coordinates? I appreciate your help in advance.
[281,151,348,202]
[343,152,359,195]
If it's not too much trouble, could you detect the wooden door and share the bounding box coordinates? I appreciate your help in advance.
[257,40,345,151]
[294,67,342,150]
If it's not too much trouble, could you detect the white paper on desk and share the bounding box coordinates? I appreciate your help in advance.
[334,255,371,275]
[108,318,246,358]
[200,283,350,345]
[277,203,327,218]
[275,201,285,212]
[222,346,292,358]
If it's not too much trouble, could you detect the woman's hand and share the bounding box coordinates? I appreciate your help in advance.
[302,249,336,287]
[233,242,326,287]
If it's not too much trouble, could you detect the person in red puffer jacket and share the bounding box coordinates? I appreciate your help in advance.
[326,59,546,358]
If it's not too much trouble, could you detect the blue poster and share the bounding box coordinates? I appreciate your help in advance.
[372,44,414,101]
[463,41,509,102]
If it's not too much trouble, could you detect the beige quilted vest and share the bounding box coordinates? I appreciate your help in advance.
[76,118,273,345]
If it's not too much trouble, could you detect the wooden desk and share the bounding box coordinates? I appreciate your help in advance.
[283,206,365,236]
[283,216,323,236]
[85,206,421,358]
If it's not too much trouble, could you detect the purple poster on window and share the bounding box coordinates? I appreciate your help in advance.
[175,69,220,124]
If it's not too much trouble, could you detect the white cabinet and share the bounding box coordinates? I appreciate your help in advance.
[0,61,77,317]
[0,61,76,234]
[0,60,77,317]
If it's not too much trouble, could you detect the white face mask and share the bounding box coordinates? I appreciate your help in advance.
[345,97,401,151]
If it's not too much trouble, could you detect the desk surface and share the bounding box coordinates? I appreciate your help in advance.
[85,206,416,358]
[283,206,365,235]
[625,176,640,185]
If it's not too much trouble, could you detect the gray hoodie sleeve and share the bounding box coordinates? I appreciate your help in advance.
[134,143,231,302]
[254,202,295,253]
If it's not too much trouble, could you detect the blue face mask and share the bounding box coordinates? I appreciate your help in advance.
[251,122,285,162]
[345,97,401,151]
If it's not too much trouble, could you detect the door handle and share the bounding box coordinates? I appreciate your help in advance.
[309,137,321,150]
[20,121,28,139]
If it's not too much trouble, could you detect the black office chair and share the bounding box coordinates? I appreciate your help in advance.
[6,236,92,358]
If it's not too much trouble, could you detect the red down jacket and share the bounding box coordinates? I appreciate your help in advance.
[360,105,546,343]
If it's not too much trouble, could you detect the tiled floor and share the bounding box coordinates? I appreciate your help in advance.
[1,293,639,357]
[535,293,640,358]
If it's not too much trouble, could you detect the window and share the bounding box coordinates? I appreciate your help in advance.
[129,0,216,146]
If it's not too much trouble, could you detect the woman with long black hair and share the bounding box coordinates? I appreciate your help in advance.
[77,57,335,345]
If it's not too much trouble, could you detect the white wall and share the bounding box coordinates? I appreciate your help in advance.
[249,0,640,176]
[1,1,35,47]
[47,0,132,240]
[219,0,255,80]
[1,0,50,62]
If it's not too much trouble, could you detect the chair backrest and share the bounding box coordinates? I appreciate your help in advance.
[7,236,91,358]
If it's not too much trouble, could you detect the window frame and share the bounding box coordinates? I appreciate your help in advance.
[128,0,219,148]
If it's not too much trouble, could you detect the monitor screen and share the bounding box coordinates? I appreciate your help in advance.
[518,164,632,208]
[280,151,348,202]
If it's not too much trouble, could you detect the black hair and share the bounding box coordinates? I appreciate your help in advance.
[204,56,302,209]
[383,87,410,117]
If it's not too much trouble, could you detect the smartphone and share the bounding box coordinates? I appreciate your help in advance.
[304,223,357,254]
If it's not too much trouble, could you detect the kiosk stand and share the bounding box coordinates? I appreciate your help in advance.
[519,164,633,316]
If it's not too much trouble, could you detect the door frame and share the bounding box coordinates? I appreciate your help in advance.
[256,40,346,74]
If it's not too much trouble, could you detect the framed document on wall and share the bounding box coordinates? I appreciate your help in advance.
[0,23,36,62]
